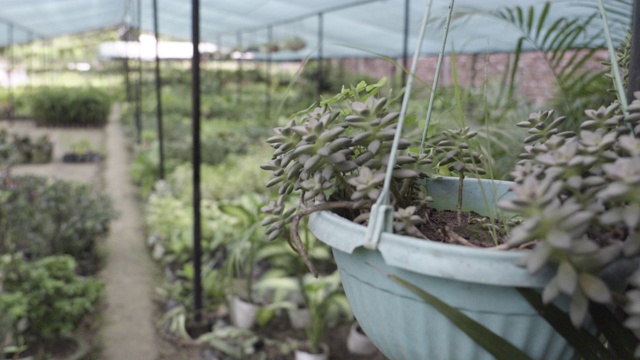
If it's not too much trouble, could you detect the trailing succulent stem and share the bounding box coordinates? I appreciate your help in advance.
[500,94,640,350]
[261,80,433,275]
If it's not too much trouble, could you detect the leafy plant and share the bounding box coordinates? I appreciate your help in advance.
[454,2,617,129]
[261,79,433,274]
[0,175,116,274]
[29,86,112,127]
[499,97,640,354]
[432,126,486,224]
[221,194,269,304]
[0,254,103,347]
[0,130,53,165]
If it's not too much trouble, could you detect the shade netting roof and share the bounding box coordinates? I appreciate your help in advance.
[0,0,632,59]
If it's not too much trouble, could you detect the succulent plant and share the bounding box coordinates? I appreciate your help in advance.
[431,126,486,225]
[261,80,433,274]
[500,93,640,351]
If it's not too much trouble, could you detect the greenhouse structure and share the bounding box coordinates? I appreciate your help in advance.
[0,0,639,359]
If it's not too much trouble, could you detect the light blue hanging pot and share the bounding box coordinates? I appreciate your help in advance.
[307,1,583,359]
[309,177,574,360]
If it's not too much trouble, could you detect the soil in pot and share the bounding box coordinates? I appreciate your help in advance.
[417,208,506,247]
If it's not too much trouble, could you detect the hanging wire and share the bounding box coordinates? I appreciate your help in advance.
[363,0,437,249]
[596,0,630,121]
[420,0,457,153]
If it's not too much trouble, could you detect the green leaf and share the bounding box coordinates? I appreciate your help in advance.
[219,204,253,224]
[518,288,615,360]
[590,303,638,359]
[390,275,532,360]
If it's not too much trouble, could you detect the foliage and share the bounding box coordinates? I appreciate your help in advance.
[452,2,616,130]
[196,321,294,359]
[145,187,226,269]
[29,86,112,127]
[499,97,640,354]
[0,254,103,345]
[261,79,435,273]
[221,194,269,303]
[166,145,272,202]
[159,264,227,314]
[297,270,351,353]
[0,129,53,165]
[255,270,350,354]
[0,175,116,274]
[431,127,486,224]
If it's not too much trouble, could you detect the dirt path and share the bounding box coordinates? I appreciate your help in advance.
[99,105,160,360]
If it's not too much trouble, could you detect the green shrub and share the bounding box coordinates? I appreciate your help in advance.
[29,87,111,127]
[0,254,103,345]
[0,175,116,274]
[0,129,53,165]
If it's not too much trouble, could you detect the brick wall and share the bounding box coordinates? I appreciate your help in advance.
[330,50,610,106]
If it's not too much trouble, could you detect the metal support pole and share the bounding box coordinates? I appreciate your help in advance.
[42,38,47,86]
[317,13,324,98]
[236,32,243,103]
[402,0,410,87]
[627,0,640,102]
[153,0,165,180]
[216,35,222,93]
[7,23,14,119]
[29,32,34,90]
[191,0,203,323]
[135,0,143,143]
[266,25,273,120]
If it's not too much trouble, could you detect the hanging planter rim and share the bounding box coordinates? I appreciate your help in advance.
[309,176,555,288]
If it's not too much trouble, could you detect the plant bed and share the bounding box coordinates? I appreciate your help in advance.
[62,152,104,163]
[0,255,103,360]
[29,87,111,128]
[0,175,115,275]
[7,335,90,360]
[0,129,53,165]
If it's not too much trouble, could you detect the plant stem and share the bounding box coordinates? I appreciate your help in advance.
[457,172,464,225]
[291,201,357,277]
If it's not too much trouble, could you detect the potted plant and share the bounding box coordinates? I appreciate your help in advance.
[62,139,103,163]
[293,270,351,360]
[222,194,269,329]
[261,69,640,359]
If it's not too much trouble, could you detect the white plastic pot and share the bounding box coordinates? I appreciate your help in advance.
[229,296,259,330]
[288,307,311,329]
[294,342,329,360]
[346,322,377,355]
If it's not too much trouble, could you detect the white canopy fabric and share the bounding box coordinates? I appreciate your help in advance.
[0,0,632,58]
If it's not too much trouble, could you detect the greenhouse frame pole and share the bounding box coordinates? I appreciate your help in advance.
[402,0,409,87]
[28,32,34,90]
[7,22,13,119]
[627,0,640,101]
[153,0,165,180]
[237,32,243,103]
[266,25,273,120]
[216,35,222,93]
[317,12,324,98]
[191,0,204,323]
[135,0,143,144]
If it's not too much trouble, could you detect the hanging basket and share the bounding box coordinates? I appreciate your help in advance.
[309,177,575,360]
